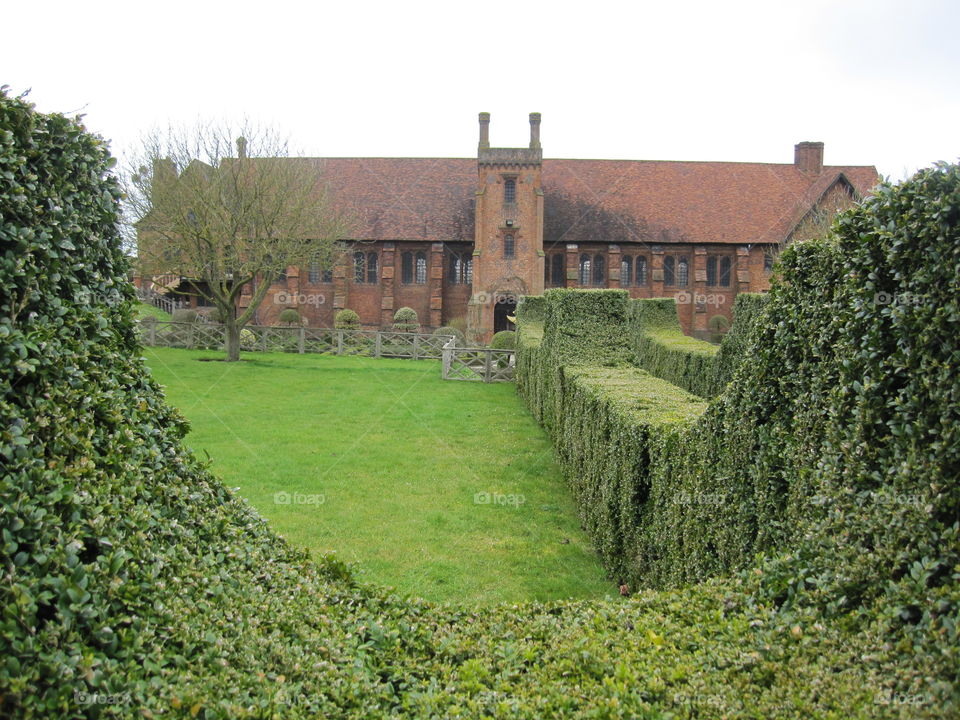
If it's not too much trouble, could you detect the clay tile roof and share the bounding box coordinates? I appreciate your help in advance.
[289,156,879,245]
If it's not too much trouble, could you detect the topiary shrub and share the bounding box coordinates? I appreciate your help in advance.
[334,308,360,329]
[171,308,198,323]
[490,330,516,350]
[392,306,419,333]
[447,316,467,334]
[432,326,464,346]
[278,308,302,326]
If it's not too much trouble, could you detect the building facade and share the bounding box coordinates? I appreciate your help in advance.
[150,114,879,343]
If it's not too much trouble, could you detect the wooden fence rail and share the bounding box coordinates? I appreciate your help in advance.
[440,337,515,383]
[138,321,455,360]
[140,321,515,382]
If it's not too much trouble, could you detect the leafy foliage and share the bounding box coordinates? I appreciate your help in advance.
[1,90,954,718]
[278,308,301,326]
[515,164,960,712]
[432,326,464,346]
[392,306,419,333]
[489,330,516,350]
[334,308,360,330]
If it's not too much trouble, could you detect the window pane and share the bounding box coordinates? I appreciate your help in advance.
[415,252,427,284]
[367,253,378,284]
[465,258,473,285]
[504,234,515,258]
[664,256,675,285]
[677,257,689,287]
[552,254,564,286]
[579,254,590,285]
[593,255,605,286]
[402,252,413,284]
[719,257,731,287]
[621,256,632,287]
[451,254,462,284]
[707,256,717,286]
[354,252,364,283]
[504,178,516,204]
[636,257,647,286]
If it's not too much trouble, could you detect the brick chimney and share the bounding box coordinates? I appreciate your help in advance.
[529,112,541,149]
[236,136,247,159]
[794,141,823,174]
[478,112,490,151]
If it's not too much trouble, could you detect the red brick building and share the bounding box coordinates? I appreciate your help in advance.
[157,114,879,343]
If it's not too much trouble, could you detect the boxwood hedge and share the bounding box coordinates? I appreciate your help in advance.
[2,89,955,718]
[628,298,720,397]
[515,165,960,712]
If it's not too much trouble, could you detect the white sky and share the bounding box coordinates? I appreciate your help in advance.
[3,0,958,180]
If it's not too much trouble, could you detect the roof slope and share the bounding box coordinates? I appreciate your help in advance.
[295,156,879,245]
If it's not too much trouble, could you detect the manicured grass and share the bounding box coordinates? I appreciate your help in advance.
[136,302,172,321]
[142,347,613,604]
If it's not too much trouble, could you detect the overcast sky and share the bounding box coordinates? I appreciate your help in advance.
[4,0,958,181]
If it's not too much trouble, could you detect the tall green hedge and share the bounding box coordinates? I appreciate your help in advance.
[515,165,960,708]
[628,298,720,397]
[713,292,769,390]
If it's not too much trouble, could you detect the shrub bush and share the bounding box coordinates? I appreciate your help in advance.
[278,308,302,325]
[432,326,464,346]
[392,306,419,333]
[171,308,198,323]
[334,308,360,329]
[489,330,516,350]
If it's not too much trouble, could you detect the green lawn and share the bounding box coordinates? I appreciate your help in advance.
[142,347,613,604]
[136,302,172,321]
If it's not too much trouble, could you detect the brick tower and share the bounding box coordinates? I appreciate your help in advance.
[467,112,545,345]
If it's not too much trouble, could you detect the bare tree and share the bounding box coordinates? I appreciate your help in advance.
[125,122,351,361]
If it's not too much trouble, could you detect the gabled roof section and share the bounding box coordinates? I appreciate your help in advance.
[541,159,878,245]
[292,157,477,243]
[270,155,879,245]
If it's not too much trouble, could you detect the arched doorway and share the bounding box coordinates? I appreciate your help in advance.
[493,294,516,333]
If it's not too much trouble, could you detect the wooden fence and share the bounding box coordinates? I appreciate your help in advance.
[441,337,515,383]
[140,321,515,382]
[139,322,454,360]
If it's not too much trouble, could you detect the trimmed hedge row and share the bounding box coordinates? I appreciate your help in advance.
[628,298,720,397]
[515,165,960,710]
[713,292,769,390]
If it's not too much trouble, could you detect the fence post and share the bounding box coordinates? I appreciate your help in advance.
[298,326,305,354]
[442,338,452,379]
[375,332,382,358]
[484,350,492,383]
[413,334,420,360]
[337,330,344,355]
